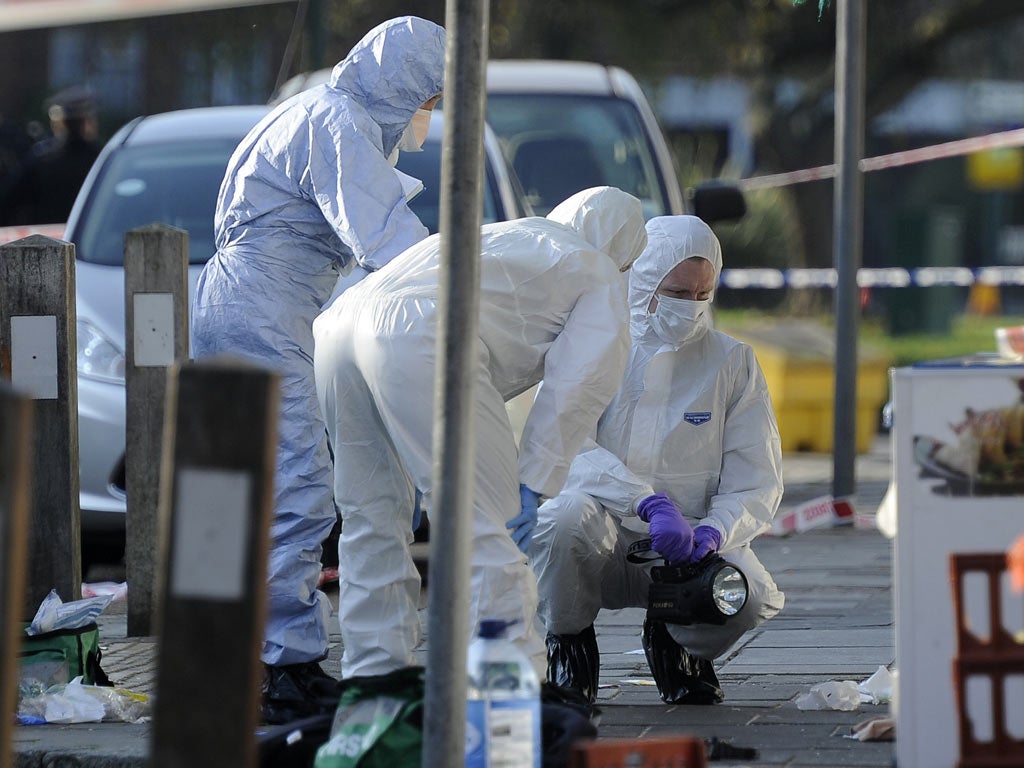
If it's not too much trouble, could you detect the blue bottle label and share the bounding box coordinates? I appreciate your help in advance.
[465,698,540,768]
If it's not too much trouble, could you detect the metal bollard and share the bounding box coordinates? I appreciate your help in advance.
[123,224,189,637]
[0,235,81,614]
[151,358,278,768]
[0,384,33,768]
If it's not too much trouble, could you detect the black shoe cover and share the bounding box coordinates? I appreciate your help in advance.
[641,617,724,705]
[545,625,600,704]
[261,661,342,725]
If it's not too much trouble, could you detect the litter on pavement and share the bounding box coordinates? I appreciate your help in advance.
[796,665,896,711]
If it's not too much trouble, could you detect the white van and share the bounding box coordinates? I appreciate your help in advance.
[272,60,744,223]
[485,59,686,218]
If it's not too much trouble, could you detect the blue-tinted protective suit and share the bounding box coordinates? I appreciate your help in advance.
[191,16,445,666]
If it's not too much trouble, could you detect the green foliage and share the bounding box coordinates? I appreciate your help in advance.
[792,0,831,21]
[715,186,806,271]
[708,186,808,310]
[716,309,1020,367]
[859,314,1020,367]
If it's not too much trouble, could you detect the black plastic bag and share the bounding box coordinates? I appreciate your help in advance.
[258,712,334,768]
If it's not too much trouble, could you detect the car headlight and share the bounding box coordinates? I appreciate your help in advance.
[77,318,125,383]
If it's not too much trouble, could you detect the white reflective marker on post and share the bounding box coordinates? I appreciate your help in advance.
[133,293,175,367]
[10,315,58,399]
[170,468,251,601]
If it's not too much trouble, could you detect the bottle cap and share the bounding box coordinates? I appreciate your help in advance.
[478,619,512,639]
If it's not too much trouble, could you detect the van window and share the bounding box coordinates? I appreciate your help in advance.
[395,138,503,234]
[487,94,669,217]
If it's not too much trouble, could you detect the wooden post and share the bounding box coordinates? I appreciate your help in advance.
[151,358,278,768]
[0,235,81,615]
[0,385,33,768]
[124,224,189,637]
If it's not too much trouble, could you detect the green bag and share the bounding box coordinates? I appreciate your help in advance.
[314,666,424,768]
[19,622,111,687]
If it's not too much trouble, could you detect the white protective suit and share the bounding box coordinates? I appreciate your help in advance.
[190,17,446,666]
[312,187,647,678]
[532,215,785,660]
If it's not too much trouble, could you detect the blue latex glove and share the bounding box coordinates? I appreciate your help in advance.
[636,493,694,564]
[506,484,540,553]
[412,488,424,532]
[690,525,722,563]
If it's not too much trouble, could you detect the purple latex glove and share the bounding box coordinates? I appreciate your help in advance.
[690,525,723,563]
[636,493,694,563]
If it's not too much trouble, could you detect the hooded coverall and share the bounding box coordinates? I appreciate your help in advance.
[312,187,648,678]
[190,16,445,666]
[532,214,785,661]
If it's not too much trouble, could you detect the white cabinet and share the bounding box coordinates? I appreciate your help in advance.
[893,357,1024,768]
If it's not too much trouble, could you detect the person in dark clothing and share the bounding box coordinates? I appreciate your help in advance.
[3,86,100,225]
[0,113,33,221]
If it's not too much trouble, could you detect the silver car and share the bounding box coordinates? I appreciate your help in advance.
[67,104,529,563]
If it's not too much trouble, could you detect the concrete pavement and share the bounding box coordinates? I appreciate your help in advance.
[12,439,896,767]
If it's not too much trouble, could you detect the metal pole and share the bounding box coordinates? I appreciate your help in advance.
[832,0,866,499]
[306,0,325,69]
[423,0,489,765]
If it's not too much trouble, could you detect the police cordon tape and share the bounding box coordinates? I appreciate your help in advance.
[766,494,859,536]
[725,127,1024,289]
[719,265,1024,289]
[737,126,1024,192]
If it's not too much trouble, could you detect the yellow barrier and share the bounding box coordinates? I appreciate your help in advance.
[728,322,891,454]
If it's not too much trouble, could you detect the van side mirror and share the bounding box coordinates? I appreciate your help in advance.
[686,182,747,224]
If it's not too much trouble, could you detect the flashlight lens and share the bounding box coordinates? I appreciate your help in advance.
[711,565,747,616]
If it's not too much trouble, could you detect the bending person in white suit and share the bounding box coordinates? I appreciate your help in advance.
[313,187,648,678]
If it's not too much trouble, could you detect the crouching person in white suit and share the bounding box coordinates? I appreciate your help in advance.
[532,215,786,704]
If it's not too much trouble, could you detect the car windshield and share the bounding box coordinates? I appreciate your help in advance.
[76,134,505,266]
[75,138,238,266]
[486,94,668,218]
[396,138,502,234]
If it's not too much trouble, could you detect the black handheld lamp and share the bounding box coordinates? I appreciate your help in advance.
[647,554,748,625]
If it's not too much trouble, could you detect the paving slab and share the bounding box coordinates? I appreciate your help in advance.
[745,629,892,648]
[13,439,902,767]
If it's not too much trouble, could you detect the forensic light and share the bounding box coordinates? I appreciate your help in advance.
[647,554,748,626]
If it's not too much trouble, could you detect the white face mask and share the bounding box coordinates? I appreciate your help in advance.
[648,296,709,345]
[397,108,432,152]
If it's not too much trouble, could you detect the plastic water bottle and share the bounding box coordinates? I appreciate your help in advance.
[465,619,541,768]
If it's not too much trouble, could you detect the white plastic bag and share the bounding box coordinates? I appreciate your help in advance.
[42,678,106,723]
[795,680,862,711]
[26,589,114,635]
[857,665,895,705]
[18,677,152,724]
